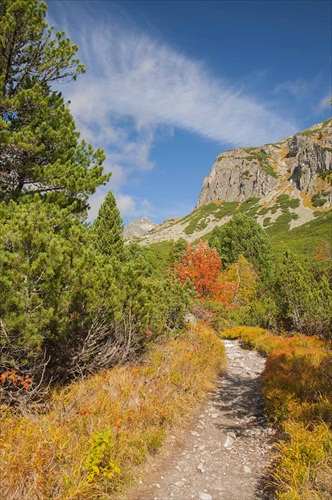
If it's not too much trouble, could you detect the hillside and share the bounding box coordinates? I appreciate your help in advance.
[127,118,331,246]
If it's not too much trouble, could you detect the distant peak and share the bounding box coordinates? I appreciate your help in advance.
[123,217,156,239]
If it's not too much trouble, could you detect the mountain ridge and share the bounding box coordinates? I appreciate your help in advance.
[125,118,332,245]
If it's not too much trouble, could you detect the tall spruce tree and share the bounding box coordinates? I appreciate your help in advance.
[92,191,124,259]
[0,0,109,212]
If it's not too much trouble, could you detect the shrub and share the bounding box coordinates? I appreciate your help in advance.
[0,323,226,499]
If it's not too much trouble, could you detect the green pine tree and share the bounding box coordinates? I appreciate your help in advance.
[275,250,332,336]
[92,191,124,259]
[0,0,109,213]
[208,213,272,279]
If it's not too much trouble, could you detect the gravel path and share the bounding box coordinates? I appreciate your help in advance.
[128,339,276,500]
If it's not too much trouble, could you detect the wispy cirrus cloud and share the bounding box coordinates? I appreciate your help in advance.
[274,69,331,118]
[70,24,296,147]
[49,3,297,221]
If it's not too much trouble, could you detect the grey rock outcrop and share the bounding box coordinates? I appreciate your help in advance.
[288,131,332,198]
[197,148,279,207]
[197,119,332,208]
[123,217,156,239]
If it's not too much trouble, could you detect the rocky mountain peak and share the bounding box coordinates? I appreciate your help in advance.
[123,217,157,239]
[196,118,332,208]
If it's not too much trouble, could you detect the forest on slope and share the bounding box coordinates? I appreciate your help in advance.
[0,1,331,499]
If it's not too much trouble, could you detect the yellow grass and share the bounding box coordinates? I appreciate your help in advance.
[221,326,332,499]
[0,322,226,499]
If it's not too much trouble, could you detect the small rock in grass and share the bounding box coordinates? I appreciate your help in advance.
[243,465,251,473]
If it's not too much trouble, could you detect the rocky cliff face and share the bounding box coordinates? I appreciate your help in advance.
[127,119,331,246]
[197,119,332,208]
[123,217,156,239]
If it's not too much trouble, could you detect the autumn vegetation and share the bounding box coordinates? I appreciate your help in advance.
[1,323,226,499]
[221,326,332,499]
[1,1,331,499]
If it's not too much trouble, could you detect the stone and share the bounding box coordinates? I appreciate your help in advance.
[198,492,212,500]
[224,435,234,448]
[172,481,184,488]
[197,462,205,473]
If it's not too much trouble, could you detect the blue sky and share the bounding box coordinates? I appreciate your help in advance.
[47,0,331,224]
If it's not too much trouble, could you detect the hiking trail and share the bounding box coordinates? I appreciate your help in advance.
[127,339,276,500]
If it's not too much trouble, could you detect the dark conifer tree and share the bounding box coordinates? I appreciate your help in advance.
[92,191,124,259]
[0,0,109,213]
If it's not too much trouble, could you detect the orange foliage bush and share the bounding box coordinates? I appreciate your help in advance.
[172,239,236,306]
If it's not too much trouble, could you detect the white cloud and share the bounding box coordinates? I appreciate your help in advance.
[50,4,298,221]
[274,78,315,98]
[69,25,296,148]
[317,94,331,112]
[116,194,152,217]
[88,188,153,222]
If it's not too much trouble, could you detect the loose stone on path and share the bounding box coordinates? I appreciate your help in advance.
[128,339,276,500]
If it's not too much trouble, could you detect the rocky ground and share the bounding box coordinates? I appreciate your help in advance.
[127,339,277,500]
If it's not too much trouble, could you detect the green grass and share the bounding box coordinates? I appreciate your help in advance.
[238,197,260,214]
[184,199,262,235]
[300,118,332,137]
[184,202,238,235]
[269,210,332,256]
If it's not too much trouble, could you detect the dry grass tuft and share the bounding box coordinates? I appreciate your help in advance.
[1,322,225,499]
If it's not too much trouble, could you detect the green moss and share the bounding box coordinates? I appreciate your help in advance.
[289,198,300,209]
[312,192,329,207]
[322,118,332,127]
[300,119,332,137]
[243,147,257,153]
[266,210,293,236]
[312,198,326,207]
[184,201,241,235]
[277,194,290,204]
[260,161,277,178]
[263,217,271,227]
[300,129,317,137]
[213,201,239,219]
[238,197,260,213]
